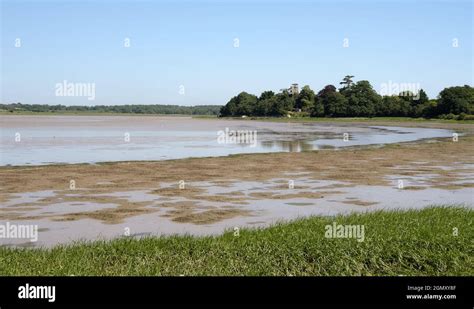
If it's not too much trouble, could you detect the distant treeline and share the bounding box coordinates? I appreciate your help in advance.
[0,104,222,115]
[220,76,474,120]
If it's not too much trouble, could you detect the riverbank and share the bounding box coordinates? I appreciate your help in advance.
[2,111,474,124]
[221,116,474,127]
[0,206,471,275]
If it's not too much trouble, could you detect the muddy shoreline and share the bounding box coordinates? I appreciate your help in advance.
[0,121,473,247]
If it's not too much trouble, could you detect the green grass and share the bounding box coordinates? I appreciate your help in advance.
[0,206,472,276]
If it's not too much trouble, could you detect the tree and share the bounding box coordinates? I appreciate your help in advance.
[379,96,399,116]
[219,98,237,116]
[437,85,474,115]
[253,90,276,116]
[316,85,348,117]
[259,90,275,101]
[422,99,439,118]
[220,91,258,116]
[411,89,429,117]
[216,82,472,118]
[296,85,315,112]
[339,75,355,91]
[0,103,221,115]
[310,97,325,117]
[415,89,429,105]
[379,95,409,117]
[271,92,295,116]
[398,90,417,117]
[342,80,381,117]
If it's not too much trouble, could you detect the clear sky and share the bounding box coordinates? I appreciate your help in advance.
[1,0,472,106]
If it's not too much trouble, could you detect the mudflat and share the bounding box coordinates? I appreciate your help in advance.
[0,118,472,246]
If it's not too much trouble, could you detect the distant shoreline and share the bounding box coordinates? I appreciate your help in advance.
[2,111,473,126]
[0,110,218,117]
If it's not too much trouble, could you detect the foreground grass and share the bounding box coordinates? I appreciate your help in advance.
[1,206,472,276]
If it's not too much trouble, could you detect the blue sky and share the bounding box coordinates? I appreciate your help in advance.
[1,0,472,106]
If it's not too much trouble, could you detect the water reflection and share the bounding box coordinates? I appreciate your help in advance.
[0,116,454,166]
[260,140,314,152]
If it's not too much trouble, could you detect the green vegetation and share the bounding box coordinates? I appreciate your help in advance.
[220,76,474,120]
[0,104,221,116]
[238,116,474,125]
[4,78,472,120]
[1,206,472,276]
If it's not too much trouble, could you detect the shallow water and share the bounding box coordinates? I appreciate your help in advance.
[0,115,454,166]
[0,116,469,247]
[1,176,472,247]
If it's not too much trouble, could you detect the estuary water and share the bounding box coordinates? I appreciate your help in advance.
[0,115,454,166]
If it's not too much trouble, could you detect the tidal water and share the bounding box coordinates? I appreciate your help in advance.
[0,115,454,166]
